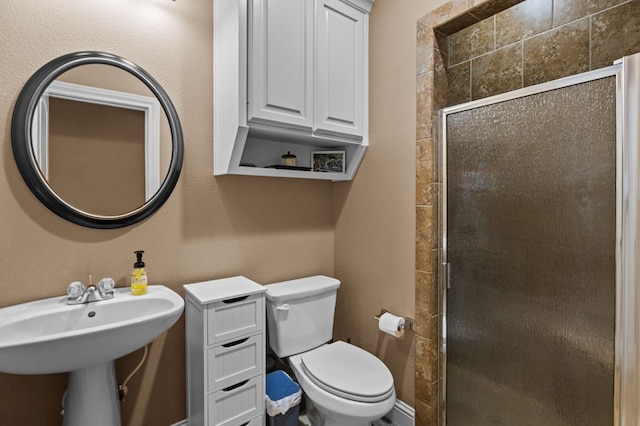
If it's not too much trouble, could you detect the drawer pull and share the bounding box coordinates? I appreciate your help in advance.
[240,423,249,426]
[222,295,249,304]
[221,337,249,348]
[223,379,249,392]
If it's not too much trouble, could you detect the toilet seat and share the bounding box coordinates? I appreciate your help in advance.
[300,341,394,403]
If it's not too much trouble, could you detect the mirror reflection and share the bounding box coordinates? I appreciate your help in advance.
[31,64,172,216]
[12,51,183,229]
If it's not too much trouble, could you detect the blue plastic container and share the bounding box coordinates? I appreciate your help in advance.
[266,370,301,426]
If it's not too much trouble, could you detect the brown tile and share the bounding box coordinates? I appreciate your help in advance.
[495,0,552,48]
[416,139,434,206]
[415,399,438,425]
[416,270,438,322]
[417,23,434,76]
[554,0,624,27]
[433,134,442,179]
[435,29,449,56]
[429,313,439,343]
[415,271,440,340]
[591,0,640,69]
[415,335,438,402]
[431,116,440,150]
[417,73,434,140]
[415,335,431,403]
[437,12,481,35]
[430,184,440,235]
[449,17,495,65]
[433,48,449,111]
[469,0,526,20]
[431,214,438,251]
[446,61,471,106]
[420,0,470,30]
[523,18,590,86]
[416,206,434,272]
[431,247,440,279]
[471,43,523,100]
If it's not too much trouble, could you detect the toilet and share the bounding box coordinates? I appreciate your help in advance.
[264,275,396,426]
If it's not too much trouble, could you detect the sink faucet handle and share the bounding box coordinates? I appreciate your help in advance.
[67,281,86,299]
[98,278,115,295]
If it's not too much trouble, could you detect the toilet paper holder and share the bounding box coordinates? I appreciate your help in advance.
[374,309,415,332]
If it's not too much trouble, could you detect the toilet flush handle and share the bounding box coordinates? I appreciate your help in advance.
[276,304,290,311]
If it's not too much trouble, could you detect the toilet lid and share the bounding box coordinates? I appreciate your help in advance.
[300,341,394,403]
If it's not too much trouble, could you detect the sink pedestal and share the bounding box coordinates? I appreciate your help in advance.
[63,361,121,426]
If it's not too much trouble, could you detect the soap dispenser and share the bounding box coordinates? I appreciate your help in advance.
[130,250,148,295]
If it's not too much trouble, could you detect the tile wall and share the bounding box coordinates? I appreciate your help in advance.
[416,0,640,424]
[445,0,640,106]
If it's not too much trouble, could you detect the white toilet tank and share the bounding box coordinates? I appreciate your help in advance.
[264,275,340,358]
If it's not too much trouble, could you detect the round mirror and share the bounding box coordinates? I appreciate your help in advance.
[11,51,183,229]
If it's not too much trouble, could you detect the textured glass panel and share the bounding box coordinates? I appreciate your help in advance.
[445,77,616,426]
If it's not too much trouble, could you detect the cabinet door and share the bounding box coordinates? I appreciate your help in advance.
[315,0,365,138]
[248,0,314,130]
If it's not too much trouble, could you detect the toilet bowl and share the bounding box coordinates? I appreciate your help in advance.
[264,276,396,426]
[289,341,396,426]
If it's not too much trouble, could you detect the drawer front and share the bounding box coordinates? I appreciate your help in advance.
[208,333,264,392]
[208,294,264,345]
[239,416,263,426]
[207,375,264,426]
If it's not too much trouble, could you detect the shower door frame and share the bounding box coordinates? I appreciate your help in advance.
[438,52,640,426]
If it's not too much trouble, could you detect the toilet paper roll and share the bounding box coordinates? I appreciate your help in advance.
[378,312,405,338]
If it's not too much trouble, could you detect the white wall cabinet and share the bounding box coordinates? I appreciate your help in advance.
[215,0,374,181]
[185,277,266,426]
[248,0,314,130]
[315,0,365,138]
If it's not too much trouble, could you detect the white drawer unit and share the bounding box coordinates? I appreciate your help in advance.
[185,277,267,426]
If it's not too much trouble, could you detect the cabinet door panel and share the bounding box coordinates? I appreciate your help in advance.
[249,0,313,129]
[315,0,364,138]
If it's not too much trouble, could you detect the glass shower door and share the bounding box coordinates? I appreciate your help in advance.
[442,74,617,425]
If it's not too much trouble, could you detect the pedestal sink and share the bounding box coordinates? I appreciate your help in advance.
[0,285,184,426]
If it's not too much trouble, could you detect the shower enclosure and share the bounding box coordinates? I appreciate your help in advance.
[439,53,640,425]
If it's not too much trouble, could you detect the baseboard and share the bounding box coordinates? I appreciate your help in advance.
[168,421,187,426]
[383,399,415,426]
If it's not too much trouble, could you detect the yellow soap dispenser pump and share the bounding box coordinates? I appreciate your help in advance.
[130,250,148,295]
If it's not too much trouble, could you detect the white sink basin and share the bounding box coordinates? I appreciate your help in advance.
[0,285,184,426]
[0,285,184,375]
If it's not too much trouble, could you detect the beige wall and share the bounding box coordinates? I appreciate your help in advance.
[334,0,448,408]
[0,1,333,424]
[0,0,447,424]
[48,99,146,215]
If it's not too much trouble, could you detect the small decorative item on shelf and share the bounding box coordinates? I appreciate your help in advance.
[311,151,346,173]
[281,151,297,167]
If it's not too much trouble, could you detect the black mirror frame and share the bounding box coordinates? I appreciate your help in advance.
[11,51,184,229]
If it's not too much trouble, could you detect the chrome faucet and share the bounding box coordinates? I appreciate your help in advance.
[67,275,115,305]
